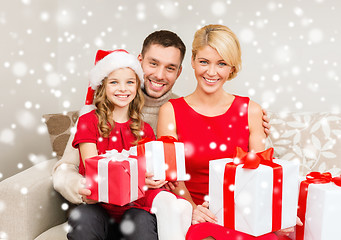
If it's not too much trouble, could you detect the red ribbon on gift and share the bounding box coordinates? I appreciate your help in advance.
[157,136,179,181]
[137,137,153,173]
[137,136,179,181]
[296,172,341,240]
[223,147,283,232]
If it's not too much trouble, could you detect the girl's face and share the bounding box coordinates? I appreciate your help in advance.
[191,45,233,94]
[105,67,138,110]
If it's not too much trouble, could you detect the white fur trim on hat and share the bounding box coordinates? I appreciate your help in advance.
[79,104,96,117]
[89,51,144,90]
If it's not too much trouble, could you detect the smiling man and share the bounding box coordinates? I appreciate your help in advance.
[137,30,185,133]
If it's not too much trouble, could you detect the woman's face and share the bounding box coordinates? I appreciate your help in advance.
[191,45,233,94]
[105,67,137,110]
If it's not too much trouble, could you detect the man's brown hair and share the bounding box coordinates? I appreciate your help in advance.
[141,30,186,64]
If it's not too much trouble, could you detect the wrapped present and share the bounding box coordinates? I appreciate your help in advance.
[137,136,186,181]
[209,147,299,237]
[85,149,145,206]
[296,172,341,240]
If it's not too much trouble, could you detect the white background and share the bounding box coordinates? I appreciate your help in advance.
[1,0,340,180]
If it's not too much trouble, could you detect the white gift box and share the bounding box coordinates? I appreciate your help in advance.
[299,182,341,240]
[141,140,186,181]
[209,158,299,237]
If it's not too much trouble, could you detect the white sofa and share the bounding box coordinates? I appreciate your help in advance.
[1,111,340,240]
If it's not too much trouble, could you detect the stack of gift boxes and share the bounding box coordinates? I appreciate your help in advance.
[84,136,341,239]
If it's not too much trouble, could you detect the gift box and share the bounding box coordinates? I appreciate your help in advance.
[209,147,299,237]
[137,136,187,181]
[296,172,341,240]
[85,149,145,206]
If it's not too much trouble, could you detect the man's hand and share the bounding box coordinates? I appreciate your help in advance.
[192,201,217,225]
[145,172,168,189]
[262,109,271,137]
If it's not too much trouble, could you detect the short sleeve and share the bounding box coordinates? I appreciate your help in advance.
[141,122,156,140]
[72,111,98,149]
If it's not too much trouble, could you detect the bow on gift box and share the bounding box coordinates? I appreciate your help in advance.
[303,171,341,186]
[102,149,134,161]
[89,148,143,205]
[224,147,283,232]
[232,147,275,169]
[158,135,179,143]
[137,136,180,181]
[296,171,341,240]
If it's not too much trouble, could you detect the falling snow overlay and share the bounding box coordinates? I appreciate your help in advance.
[0,1,340,239]
[0,0,339,225]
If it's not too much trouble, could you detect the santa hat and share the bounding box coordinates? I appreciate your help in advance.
[80,49,144,116]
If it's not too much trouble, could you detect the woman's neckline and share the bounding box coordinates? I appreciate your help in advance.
[181,95,236,118]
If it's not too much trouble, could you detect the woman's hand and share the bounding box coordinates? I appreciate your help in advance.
[145,172,168,189]
[275,216,303,237]
[192,201,217,225]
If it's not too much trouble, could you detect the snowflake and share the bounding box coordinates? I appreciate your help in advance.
[61,203,69,211]
[12,61,28,77]
[120,219,135,235]
[210,1,226,17]
[0,128,15,145]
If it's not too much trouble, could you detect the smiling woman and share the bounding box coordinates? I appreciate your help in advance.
[191,45,233,95]
[157,24,287,239]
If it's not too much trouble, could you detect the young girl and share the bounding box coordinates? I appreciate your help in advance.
[70,49,191,240]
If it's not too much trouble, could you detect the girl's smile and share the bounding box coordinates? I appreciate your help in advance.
[105,67,137,110]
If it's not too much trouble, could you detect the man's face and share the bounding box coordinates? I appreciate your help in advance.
[138,44,182,98]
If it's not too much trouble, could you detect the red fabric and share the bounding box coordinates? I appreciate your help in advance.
[73,110,155,175]
[169,96,250,205]
[186,222,280,240]
[72,110,164,220]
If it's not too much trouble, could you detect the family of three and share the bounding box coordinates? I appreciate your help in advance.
[53,24,299,240]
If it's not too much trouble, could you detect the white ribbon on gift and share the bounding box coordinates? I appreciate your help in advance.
[97,149,138,203]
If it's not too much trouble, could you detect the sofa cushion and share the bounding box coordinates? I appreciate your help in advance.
[267,112,341,176]
[43,111,79,159]
[34,222,68,240]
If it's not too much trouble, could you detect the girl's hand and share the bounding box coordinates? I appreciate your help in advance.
[163,181,179,190]
[192,201,217,225]
[145,172,168,189]
[78,187,98,204]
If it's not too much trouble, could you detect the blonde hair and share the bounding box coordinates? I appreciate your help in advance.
[192,24,242,80]
[94,73,145,145]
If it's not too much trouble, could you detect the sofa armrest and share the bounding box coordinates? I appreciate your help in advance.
[0,159,68,240]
